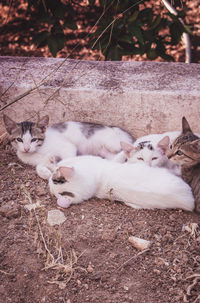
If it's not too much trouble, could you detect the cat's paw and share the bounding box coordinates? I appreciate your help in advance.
[57,196,72,208]
[36,165,52,180]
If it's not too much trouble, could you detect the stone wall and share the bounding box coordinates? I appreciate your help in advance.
[0,56,200,137]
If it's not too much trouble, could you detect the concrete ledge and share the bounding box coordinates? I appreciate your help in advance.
[0,56,200,137]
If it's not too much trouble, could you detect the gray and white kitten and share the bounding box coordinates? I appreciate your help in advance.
[3,114,134,179]
[114,131,181,175]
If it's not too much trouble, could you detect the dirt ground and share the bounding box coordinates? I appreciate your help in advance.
[1,142,200,303]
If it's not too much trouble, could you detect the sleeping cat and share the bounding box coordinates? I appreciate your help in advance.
[167,117,200,212]
[49,155,194,211]
[3,114,134,179]
[114,131,181,175]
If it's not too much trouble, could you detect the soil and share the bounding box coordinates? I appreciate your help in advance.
[1,142,200,303]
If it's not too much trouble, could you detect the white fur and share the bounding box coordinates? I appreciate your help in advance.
[113,131,181,175]
[134,131,180,146]
[16,122,133,179]
[49,156,194,211]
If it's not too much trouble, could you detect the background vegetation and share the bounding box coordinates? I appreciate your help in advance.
[0,0,199,62]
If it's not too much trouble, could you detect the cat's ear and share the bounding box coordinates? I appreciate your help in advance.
[182,117,193,134]
[157,136,170,154]
[120,141,134,158]
[59,166,74,179]
[3,114,17,134]
[37,115,49,132]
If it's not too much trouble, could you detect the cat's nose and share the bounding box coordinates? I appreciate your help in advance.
[24,147,30,152]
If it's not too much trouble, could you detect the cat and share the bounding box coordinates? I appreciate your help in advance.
[3,114,134,179]
[49,155,194,211]
[167,117,200,212]
[113,131,181,175]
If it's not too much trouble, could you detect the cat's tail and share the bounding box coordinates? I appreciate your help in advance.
[112,182,195,211]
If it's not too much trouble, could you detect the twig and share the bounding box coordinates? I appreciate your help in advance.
[117,249,149,271]
[161,0,191,63]
[0,57,29,100]
[0,161,55,263]
[3,0,13,24]
[92,0,144,49]
[0,269,14,276]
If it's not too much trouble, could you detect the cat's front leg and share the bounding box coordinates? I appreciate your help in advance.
[36,164,52,180]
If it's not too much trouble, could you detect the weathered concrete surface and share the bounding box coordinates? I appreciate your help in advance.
[0,56,200,137]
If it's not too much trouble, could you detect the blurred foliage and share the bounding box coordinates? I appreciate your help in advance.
[1,0,190,60]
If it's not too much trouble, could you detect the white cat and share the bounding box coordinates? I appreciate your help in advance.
[3,114,134,179]
[114,131,182,175]
[49,155,194,211]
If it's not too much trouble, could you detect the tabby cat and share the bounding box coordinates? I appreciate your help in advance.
[3,114,134,179]
[167,117,200,212]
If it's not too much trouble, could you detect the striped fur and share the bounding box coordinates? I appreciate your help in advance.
[167,117,200,212]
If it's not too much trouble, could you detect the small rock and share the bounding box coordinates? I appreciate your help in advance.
[87,264,94,273]
[0,203,20,219]
[101,275,108,282]
[77,279,81,286]
[109,252,117,259]
[47,209,66,226]
[155,257,169,267]
[0,285,5,294]
[102,229,116,241]
[153,269,161,275]
[36,187,46,196]
[128,236,151,251]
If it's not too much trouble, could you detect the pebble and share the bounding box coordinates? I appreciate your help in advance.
[77,279,81,286]
[47,209,66,226]
[0,203,20,219]
[153,269,161,275]
[87,264,94,273]
[0,285,5,294]
[102,229,116,241]
[36,187,46,196]
[128,236,151,251]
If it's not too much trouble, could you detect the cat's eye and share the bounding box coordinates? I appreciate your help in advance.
[137,157,144,161]
[31,138,37,142]
[170,145,172,149]
[16,137,23,142]
[152,157,158,160]
[176,150,183,156]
